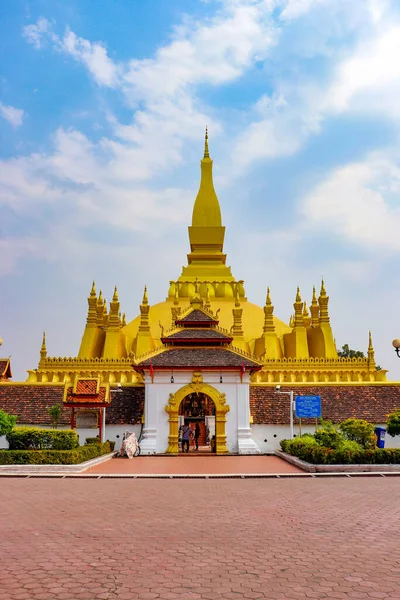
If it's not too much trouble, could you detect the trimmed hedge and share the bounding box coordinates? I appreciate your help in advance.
[0,441,115,465]
[280,439,400,465]
[6,427,79,451]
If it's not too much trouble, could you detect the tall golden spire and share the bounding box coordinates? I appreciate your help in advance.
[310,286,319,327]
[85,281,97,326]
[96,290,104,325]
[108,286,120,329]
[178,129,236,292]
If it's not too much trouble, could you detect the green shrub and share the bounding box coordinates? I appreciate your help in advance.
[0,409,17,437]
[6,427,79,450]
[339,419,376,449]
[85,436,100,445]
[314,420,344,449]
[0,441,115,465]
[280,438,400,465]
[387,410,400,437]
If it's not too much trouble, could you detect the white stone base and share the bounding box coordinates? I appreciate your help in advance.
[139,428,158,455]
[237,428,261,454]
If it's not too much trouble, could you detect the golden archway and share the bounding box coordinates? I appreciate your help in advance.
[165,380,230,454]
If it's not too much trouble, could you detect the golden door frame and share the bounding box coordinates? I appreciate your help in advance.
[165,383,230,454]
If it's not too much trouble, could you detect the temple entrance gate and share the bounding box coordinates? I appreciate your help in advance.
[178,392,215,452]
[165,383,229,454]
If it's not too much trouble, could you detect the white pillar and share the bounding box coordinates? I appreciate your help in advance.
[237,377,261,454]
[139,382,158,454]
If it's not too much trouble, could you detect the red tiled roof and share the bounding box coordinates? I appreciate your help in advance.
[74,379,98,395]
[176,309,218,324]
[0,385,69,425]
[0,384,144,425]
[138,347,260,368]
[0,359,12,380]
[162,329,232,341]
[250,385,400,424]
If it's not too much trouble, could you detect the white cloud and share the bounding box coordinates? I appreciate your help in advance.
[61,29,119,87]
[301,153,400,251]
[22,17,53,49]
[0,102,24,127]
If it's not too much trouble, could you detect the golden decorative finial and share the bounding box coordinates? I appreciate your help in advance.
[303,302,310,317]
[122,313,127,327]
[142,286,148,305]
[266,287,272,305]
[113,286,118,301]
[98,290,103,304]
[90,281,96,297]
[296,286,302,302]
[194,277,199,293]
[368,330,376,369]
[204,126,209,158]
[320,278,326,296]
[289,314,294,328]
[312,286,317,302]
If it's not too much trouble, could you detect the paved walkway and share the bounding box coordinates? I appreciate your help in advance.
[86,455,303,475]
[1,477,399,599]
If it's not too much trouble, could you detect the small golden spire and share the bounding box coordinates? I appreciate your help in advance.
[289,314,294,328]
[303,302,309,317]
[142,286,148,305]
[90,281,96,297]
[320,278,326,297]
[296,286,302,303]
[98,290,103,304]
[122,313,127,327]
[113,286,118,301]
[368,330,376,369]
[173,285,179,306]
[40,331,47,360]
[204,126,209,158]
[266,286,272,305]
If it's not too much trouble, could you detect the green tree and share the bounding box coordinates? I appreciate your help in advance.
[0,409,17,437]
[46,405,62,429]
[339,418,376,449]
[337,344,364,358]
[387,410,400,437]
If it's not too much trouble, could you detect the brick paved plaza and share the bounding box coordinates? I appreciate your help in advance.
[0,477,399,600]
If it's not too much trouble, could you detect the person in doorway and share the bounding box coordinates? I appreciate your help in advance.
[180,421,192,453]
[194,422,200,451]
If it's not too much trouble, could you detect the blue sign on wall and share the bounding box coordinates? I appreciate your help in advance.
[295,395,322,418]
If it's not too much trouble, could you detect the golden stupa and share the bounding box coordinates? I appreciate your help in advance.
[28,130,385,385]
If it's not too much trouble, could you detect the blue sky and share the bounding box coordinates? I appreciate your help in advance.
[0,0,399,380]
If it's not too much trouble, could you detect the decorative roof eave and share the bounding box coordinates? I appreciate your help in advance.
[0,358,12,380]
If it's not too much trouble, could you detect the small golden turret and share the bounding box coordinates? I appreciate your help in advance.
[293,287,305,328]
[368,330,376,370]
[122,313,127,327]
[231,288,244,339]
[40,331,47,361]
[263,287,275,333]
[310,286,319,327]
[138,286,151,333]
[303,302,311,328]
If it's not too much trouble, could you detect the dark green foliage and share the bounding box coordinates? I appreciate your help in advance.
[6,427,79,450]
[0,441,115,465]
[0,409,17,437]
[337,344,364,358]
[387,410,400,437]
[46,405,62,429]
[280,438,400,464]
[85,436,100,445]
[339,418,376,449]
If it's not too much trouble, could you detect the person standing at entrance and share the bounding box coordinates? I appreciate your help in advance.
[180,421,192,453]
[194,422,200,451]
